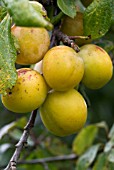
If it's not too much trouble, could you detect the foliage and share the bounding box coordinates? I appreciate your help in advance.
[0,0,114,170]
[57,0,76,18]
[0,119,114,169]
[84,0,112,39]
[0,15,17,95]
[3,0,53,30]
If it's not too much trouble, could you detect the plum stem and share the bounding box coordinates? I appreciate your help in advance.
[4,109,38,170]
[69,35,91,40]
[50,28,80,52]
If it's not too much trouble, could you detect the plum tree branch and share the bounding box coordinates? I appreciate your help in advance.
[4,109,38,170]
[1,153,77,169]
[18,153,77,165]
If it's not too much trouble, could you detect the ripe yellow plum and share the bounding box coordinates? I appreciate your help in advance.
[1,68,48,113]
[79,44,113,89]
[40,89,87,137]
[42,45,84,91]
[11,26,50,65]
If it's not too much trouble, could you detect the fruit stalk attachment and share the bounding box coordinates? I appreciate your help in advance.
[50,28,80,52]
[4,109,38,170]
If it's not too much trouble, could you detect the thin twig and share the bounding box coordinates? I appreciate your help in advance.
[4,109,38,170]
[50,26,60,48]
[0,153,77,169]
[18,153,77,165]
[69,35,91,40]
[54,29,80,52]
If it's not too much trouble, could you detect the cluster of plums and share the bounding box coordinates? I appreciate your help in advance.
[1,22,113,137]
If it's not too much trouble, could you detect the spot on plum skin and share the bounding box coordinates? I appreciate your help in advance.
[24,89,28,94]
[18,69,32,76]
[8,91,12,95]
[96,46,105,53]
[31,29,34,33]
[18,69,28,76]
[28,75,32,80]
[22,79,25,82]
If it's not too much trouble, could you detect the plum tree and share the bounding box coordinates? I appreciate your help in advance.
[0,1,114,169]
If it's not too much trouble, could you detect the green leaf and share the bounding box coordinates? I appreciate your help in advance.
[29,1,51,22]
[0,143,11,153]
[3,0,53,30]
[75,0,85,13]
[93,153,109,170]
[76,144,100,170]
[51,11,64,25]
[108,163,114,170]
[111,0,114,24]
[72,125,98,155]
[29,1,47,17]
[0,145,14,167]
[95,121,108,133]
[108,149,114,163]
[104,124,114,153]
[83,0,112,39]
[0,15,17,95]
[15,117,27,129]
[0,122,16,140]
[108,124,114,139]
[0,6,7,21]
[0,117,27,139]
[104,138,114,153]
[9,129,23,141]
[57,0,76,18]
[44,137,70,155]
